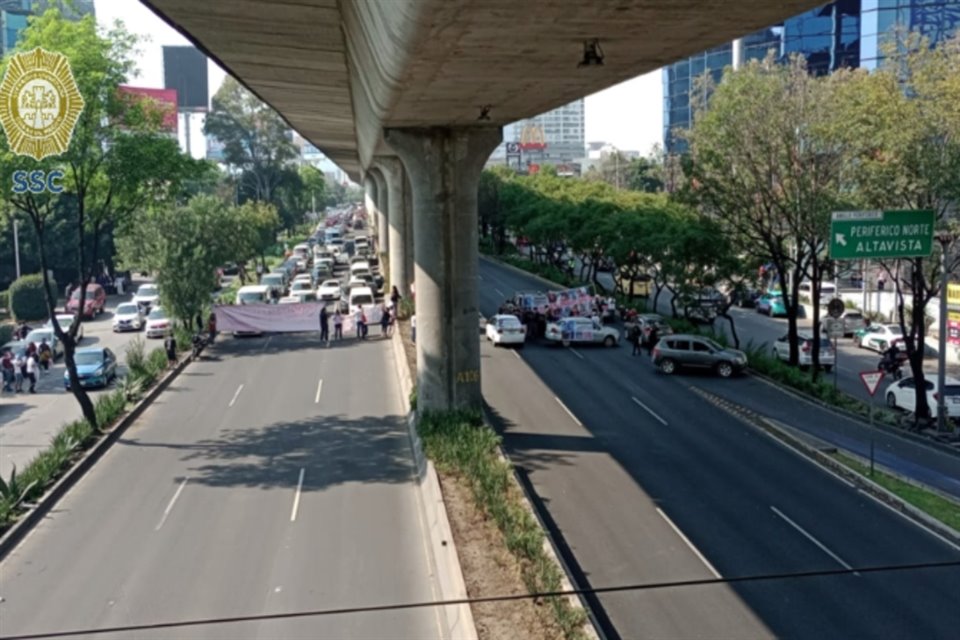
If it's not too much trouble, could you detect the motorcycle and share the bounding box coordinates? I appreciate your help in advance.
[878,353,908,380]
[191,333,209,359]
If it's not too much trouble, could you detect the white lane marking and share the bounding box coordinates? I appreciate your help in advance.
[569,348,585,360]
[657,508,721,579]
[315,378,324,404]
[494,287,505,297]
[155,478,189,531]
[554,397,583,427]
[290,468,305,522]
[771,506,857,574]
[261,337,272,353]
[228,384,244,408]
[631,396,668,426]
[512,349,521,360]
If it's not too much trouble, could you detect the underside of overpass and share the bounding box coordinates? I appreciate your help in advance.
[143,0,821,411]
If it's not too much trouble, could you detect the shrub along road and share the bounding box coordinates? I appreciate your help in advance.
[478,257,960,639]
[0,332,445,639]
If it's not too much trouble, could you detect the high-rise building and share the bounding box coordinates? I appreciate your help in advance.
[1,0,94,56]
[662,0,960,153]
[487,99,585,168]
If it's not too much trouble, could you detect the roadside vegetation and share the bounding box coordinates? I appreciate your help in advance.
[0,338,187,532]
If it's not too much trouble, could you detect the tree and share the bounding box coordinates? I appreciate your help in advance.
[0,10,194,428]
[829,32,960,422]
[203,76,298,205]
[684,54,849,369]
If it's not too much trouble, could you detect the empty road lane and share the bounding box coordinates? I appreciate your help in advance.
[0,333,442,640]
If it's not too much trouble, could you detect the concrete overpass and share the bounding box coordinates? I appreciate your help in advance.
[143,0,819,413]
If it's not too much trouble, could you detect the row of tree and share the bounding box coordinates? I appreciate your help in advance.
[482,31,960,421]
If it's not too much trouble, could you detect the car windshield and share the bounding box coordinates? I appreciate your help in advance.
[238,292,265,303]
[262,275,283,285]
[137,285,158,297]
[75,352,103,366]
[116,303,139,315]
[71,287,97,300]
[352,295,373,306]
[148,309,166,320]
[498,317,521,329]
[26,330,52,342]
[291,282,311,290]
[886,325,903,335]
[322,280,340,288]
[943,385,960,396]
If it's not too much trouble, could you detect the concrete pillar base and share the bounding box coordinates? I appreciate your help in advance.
[371,169,389,256]
[375,155,411,300]
[385,126,502,412]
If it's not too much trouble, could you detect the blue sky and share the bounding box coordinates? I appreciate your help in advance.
[96,1,664,156]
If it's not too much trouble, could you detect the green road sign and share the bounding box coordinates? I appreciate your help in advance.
[830,210,935,260]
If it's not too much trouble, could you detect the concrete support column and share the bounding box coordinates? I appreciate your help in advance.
[375,156,411,299]
[385,126,502,412]
[403,171,414,296]
[363,175,378,232]
[371,169,389,256]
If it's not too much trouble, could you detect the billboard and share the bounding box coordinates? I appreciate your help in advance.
[162,46,209,111]
[118,86,178,132]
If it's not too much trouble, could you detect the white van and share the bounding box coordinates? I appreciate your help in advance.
[348,286,375,315]
[799,282,837,304]
[350,260,371,277]
[236,284,270,305]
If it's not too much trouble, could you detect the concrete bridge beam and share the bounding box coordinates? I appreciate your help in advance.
[385,125,502,412]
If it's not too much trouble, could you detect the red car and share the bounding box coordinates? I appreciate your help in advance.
[66,284,107,319]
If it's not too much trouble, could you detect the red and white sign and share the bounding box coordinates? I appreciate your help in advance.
[860,370,885,396]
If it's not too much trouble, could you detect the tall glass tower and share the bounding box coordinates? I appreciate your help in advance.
[662,0,960,153]
[1,0,94,56]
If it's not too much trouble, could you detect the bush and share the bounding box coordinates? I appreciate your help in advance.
[9,274,58,322]
[0,290,8,311]
[0,324,13,345]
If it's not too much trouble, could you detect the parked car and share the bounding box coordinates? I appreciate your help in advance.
[317,279,342,301]
[855,324,904,352]
[772,333,835,372]
[260,273,287,299]
[289,280,315,296]
[44,314,83,342]
[885,376,960,419]
[652,334,748,378]
[63,347,117,390]
[545,317,620,347]
[66,284,107,319]
[838,310,867,337]
[132,284,160,313]
[23,328,64,360]
[112,302,145,332]
[756,293,787,317]
[731,287,762,308]
[145,307,172,338]
[486,314,526,347]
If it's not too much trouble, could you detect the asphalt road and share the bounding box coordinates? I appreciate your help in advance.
[0,282,160,479]
[479,257,960,639]
[0,331,444,639]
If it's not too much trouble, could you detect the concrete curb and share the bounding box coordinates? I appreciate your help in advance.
[390,330,478,640]
[747,368,960,459]
[0,351,194,561]
[692,387,960,549]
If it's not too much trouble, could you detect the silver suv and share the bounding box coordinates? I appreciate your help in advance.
[652,334,748,378]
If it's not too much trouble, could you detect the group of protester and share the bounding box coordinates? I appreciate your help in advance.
[498,293,618,340]
[1,322,52,394]
[317,285,406,343]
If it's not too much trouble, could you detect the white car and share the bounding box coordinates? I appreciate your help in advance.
[24,328,64,360]
[145,307,172,338]
[317,279,342,301]
[486,314,526,347]
[289,280,314,296]
[45,314,83,342]
[856,324,904,352]
[133,284,160,311]
[278,295,302,305]
[293,273,314,285]
[772,333,835,371]
[112,302,144,332]
[545,317,620,347]
[885,376,960,418]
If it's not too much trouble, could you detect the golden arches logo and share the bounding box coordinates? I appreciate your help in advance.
[0,47,85,161]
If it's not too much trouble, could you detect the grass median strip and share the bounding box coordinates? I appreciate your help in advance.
[828,451,960,532]
[417,410,588,640]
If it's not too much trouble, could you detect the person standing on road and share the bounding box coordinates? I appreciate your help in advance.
[13,352,25,392]
[390,286,402,313]
[646,325,660,356]
[164,333,177,368]
[2,351,14,392]
[380,303,391,338]
[629,324,642,356]
[24,352,38,393]
[411,314,416,344]
[38,339,52,372]
[319,306,330,342]
[333,309,343,340]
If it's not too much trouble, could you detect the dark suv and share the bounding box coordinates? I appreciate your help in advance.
[652,334,748,378]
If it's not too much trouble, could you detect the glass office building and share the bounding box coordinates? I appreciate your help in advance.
[663,0,960,152]
[1,0,94,56]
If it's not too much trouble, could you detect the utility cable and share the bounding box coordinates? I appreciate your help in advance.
[3,559,959,639]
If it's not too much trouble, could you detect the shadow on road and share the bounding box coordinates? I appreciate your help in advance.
[119,413,414,491]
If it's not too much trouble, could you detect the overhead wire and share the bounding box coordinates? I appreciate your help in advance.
[3,559,959,639]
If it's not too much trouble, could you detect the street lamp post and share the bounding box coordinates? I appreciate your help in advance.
[13,217,21,279]
[935,231,953,432]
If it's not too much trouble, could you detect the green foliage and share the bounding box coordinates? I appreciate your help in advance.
[0,290,8,311]
[0,324,13,345]
[9,274,57,321]
[0,465,38,511]
[417,411,587,639]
